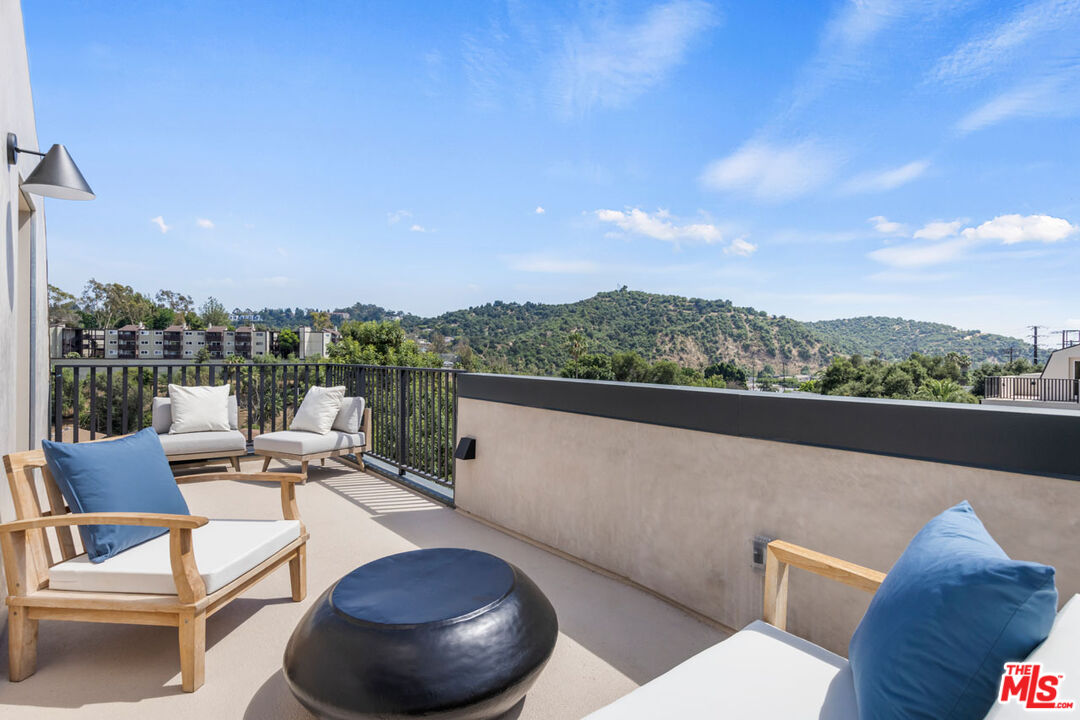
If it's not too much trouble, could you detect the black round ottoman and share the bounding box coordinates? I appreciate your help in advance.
[283,548,559,720]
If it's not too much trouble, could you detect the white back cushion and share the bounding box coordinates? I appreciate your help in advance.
[984,594,1080,719]
[332,396,366,434]
[168,384,231,434]
[154,395,238,433]
[290,385,346,434]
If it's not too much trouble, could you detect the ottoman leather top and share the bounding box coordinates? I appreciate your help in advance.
[331,548,515,626]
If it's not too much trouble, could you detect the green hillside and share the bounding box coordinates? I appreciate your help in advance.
[404,289,835,375]
[806,317,1022,364]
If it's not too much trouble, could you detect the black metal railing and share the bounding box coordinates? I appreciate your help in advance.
[49,362,461,490]
[984,376,1079,403]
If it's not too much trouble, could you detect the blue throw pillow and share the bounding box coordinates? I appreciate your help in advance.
[41,428,191,563]
[849,501,1057,720]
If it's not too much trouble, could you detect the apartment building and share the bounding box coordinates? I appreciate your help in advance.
[297,326,337,359]
[50,324,278,360]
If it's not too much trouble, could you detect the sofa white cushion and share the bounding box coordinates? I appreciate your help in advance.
[49,519,301,595]
[254,430,364,456]
[290,386,346,434]
[154,395,238,433]
[157,430,247,456]
[585,620,857,720]
[985,594,1080,719]
[168,384,231,434]
[332,396,366,434]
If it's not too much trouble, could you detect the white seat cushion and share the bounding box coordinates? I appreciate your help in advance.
[157,429,247,456]
[253,430,364,456]
[585,621,857,720]
[49,519,301,595]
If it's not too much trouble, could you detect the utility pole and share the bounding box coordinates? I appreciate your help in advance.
[1004,346,1016,363]
[1028,326,1043,364]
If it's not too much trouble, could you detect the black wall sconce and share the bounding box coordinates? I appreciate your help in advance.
[454,437,476,461]
[7,132,95,200]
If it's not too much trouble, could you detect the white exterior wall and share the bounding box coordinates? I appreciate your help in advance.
[253,331,268,355]
[1042,347,1080,381]
[0,0,49,638]
[105,329,118,358]
[182,330,206,358]
[138,329,164,359]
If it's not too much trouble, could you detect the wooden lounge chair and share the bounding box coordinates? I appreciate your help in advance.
[0,448,309,692]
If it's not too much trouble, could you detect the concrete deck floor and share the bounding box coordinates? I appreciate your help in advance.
[0,459,726,719]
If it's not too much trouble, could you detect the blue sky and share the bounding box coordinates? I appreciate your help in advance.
[23,0,1080,340]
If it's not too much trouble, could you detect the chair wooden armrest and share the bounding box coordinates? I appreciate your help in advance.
[763,540,886,631]
[174,471,304,523]
[0,512,212,604]
[0,512,208,534]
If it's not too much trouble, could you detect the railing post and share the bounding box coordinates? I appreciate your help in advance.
[53,366,63,442]
[397,367,407,475]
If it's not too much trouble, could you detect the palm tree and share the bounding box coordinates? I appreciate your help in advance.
[915,378,968,403]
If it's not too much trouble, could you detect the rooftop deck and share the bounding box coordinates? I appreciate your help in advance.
[0,459,725,719]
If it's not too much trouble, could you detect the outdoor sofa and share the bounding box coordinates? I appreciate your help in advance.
[153,394,246,471]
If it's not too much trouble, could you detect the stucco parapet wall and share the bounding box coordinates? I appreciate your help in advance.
[457,374,1080,481]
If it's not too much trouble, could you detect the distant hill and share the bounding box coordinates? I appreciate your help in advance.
[806,317,1022,364]
[403,290,836,375]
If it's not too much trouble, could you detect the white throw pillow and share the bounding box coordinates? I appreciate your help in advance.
[332,397,366,434]
[168,384,231,434]
[290,386,346,434]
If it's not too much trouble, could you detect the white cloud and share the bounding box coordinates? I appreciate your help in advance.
[701,140,840,202]
[552,0,717,116]
[594,207,724,245]
[961,213,1077,245]
[955,78,1077,134]
[724,237,757,257]
[535,206,546,214]
[409,224,427,233]
[842,160,930,194]
[868,236,977,269]
[930,0,1080,85]
[196,218,214,229]
[506,254,601,274]
[387,210,412,225]
[150,216,170,234]
[868,215,906,235]
[914,219,965,240]
[869,213,1077,268]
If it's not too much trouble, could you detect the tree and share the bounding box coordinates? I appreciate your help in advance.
[648,360,681,385]
[200,296,229,327]
[430,332,448,354]
[155,289,194,316]
[311,311,332,332]
[48,284,81,326]
[79,279,153,328]
[565,331,588,363]
[915,378,977,404]
[560,353,614,380]
[277,328,299,357]
[611,351,650,383]
[193,347,211,364]
[149,306,176,330]
[184,311,207,330]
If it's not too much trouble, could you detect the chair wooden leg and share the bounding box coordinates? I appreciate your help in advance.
[320,457,325,467]
[230,456,242,472]
[261,456,271,472]
[290,545,307,602]
[300,460,308,482]
[8,607,38,682]
[179,609,206,692]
